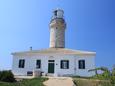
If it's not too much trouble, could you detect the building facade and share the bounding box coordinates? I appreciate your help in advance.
[12,9,96,78]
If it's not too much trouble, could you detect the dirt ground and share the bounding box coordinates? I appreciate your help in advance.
[43,77,75,86]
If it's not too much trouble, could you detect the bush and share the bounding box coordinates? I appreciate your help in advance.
[112,66,115,76]
[0,70,15,82]
[110,76,115,84]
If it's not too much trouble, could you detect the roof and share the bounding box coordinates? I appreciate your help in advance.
[12,48,96,56]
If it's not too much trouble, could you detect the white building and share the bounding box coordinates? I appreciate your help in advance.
[12,9,96,78]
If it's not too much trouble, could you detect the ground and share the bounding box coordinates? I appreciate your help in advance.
[0,77,47,86]
[73,78,115,86]
[44,77,75,86]
[0,77,115,86]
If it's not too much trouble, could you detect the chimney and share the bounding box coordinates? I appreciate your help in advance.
[30,46,32,51]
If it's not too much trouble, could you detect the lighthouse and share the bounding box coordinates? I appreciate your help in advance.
[12,9,96,78]
[49,9,66,48]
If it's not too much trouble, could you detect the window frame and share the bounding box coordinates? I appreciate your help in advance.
[60,60,69,69]
[18,59,25,68]
[78,60,85,69]
[36,60,41,69]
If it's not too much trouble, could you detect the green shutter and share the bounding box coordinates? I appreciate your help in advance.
[83,60,85,69]
[22,60,25,68]
[67,60,69,69]
[60,60,63,69]
[19,60,21,68]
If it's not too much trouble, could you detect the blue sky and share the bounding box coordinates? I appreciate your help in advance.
[0,0,115,70]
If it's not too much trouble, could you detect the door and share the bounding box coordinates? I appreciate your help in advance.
[48,60,55,73]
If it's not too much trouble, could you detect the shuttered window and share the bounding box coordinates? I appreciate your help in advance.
[78,60,85,69]
[36,60,41,69]
[54,10,57,16]
[60,60,69,69]
[19,59,25,68]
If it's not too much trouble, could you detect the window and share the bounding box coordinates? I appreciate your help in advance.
[60,60,69,69]
[19,59,25,68]
[36,60,41,69]
[27,71,33,76]
[54,10,57,16]
[78,60,85,69]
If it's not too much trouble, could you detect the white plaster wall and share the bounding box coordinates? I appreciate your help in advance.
[75,56,95,77]
[54,55,75,76]
[12,55,48,76]
[12,54,95,77]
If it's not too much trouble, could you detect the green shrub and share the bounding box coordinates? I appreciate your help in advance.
[110,76,115,84]
[0,70,15,82]
[112,67,115,76]
[92,69,111,80]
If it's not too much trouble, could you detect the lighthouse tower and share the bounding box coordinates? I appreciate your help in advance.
[49,9,66,48]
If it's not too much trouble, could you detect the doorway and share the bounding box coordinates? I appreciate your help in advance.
[48,60,55,73]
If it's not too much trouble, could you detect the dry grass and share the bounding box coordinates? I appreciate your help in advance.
[73,78,115,86]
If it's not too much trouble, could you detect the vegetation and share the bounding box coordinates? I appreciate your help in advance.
[73,65,115,86]
[0,77,48,86]
[0,70,15,82]
[89,67,111,80]
[91,66,115,84]
[73,78,114,86]
[0,70,47,86]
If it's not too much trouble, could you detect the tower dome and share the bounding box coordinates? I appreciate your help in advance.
[49,9,66,48]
